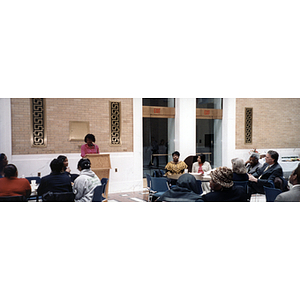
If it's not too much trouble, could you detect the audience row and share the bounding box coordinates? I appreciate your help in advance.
[0,154,102,202]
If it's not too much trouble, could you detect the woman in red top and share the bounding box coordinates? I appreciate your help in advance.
[0,164,31,198]
[81,134,100,158]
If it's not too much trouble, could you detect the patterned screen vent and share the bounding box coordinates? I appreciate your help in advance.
[245,107,253,144]
[31,98,47,147]
[110,101,121,145]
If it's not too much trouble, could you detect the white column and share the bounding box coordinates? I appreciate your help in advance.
[175,98,196,161]
[132,98,143,190]
[222,98,236,167]
[0,98,12,160]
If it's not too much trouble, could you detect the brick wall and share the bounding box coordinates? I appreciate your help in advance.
[11,98,133,154]
[236,98,300,149]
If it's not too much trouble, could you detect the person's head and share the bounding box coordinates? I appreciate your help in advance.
[172,151,180,163]
[231,158,247,174]
[77,158,91,171]
[57,155,68,170]
[266,150,279,165]
[210,167,234,191]
[249,153,260,167]
[197,154,206,164]
[0,153,8,170]
[289,164,300,185]
[50,159,64,174]
[4,164,18,178]
[84,134,96,146]
[176,173,200,194]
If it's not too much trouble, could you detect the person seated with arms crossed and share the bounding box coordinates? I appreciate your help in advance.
[231,158,249,181]
[200,167,248,202]
[158,173,203,202]
[81,133,100,158]
[37,158,72,197]
[248,150,283,195]
[0,164,31,198]
[73,158,101,202]
[0,153,8,178]
[275,164,300,202]
[245,153,263,175]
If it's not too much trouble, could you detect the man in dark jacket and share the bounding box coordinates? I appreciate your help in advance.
[248,150,283,195]
[38,158,72,197]
[200,167,248,202]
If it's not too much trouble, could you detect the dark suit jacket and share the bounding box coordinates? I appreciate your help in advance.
[200,185,248,202]
[252,162,283,188]
[38,172,72,196]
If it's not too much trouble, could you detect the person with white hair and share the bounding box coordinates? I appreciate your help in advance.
[231,158,249,181]
[245,153,263,175]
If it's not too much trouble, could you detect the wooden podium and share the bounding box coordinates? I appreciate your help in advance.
[84,154,111,198]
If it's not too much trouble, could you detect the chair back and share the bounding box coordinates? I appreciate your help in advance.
[184,155,195,173]
[42,192,75,202]
[92,185,105,202]
[274,176,289,192]
[26,176,42,184]
[233,181,248,192]
[150,177,169,193]
[0,195,27,202]
[196,180,203,195]
[264,186,282,202]
[146,173,151,189]
[101,178,109,196]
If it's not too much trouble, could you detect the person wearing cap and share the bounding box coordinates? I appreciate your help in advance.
[73,158,101,202]
[245,153,263,175]
[200,167,248,202]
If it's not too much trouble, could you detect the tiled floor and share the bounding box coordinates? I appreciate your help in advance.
[106,189,149,202]
[106,189,267,202]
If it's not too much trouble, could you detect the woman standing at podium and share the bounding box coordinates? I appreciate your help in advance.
[81,134,100,157]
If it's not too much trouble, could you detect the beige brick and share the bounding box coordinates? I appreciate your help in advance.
[11,98,133,155]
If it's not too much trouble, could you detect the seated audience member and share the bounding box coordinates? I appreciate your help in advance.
[37,158,72,197]
[275,164,300,202]
[158,173,203,202]
[200,167,248,202]
[165,151,188,176]
[245,153,262,175]
[57,155,79,182]
[192,154,212,194]
[81,134,100,158]
[192,154,211,174]
[73,158,101,202]
[248,150,283,195]
[231,158,249,181]
[0,164,31,198]
[0,153,8,178]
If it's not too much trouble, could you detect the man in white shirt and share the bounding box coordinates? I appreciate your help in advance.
[275,164,300,202]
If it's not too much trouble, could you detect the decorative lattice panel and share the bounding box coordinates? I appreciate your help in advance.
[245,107,253,144]
[110,101,121,145]
[31,98,47,147]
